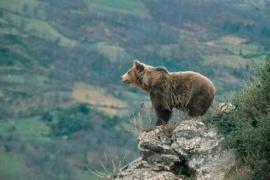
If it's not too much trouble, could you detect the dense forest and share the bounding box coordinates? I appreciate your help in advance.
[0,0,269,179]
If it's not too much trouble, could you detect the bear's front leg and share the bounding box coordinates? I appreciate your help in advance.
[154,105,172,126]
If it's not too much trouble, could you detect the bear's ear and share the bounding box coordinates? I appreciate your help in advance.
[134,60,144,72]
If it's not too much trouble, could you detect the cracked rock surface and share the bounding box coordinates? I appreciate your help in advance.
[116,120,235,180]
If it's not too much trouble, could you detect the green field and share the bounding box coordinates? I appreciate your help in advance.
[0,152,27,179]
[0,0,269,179]
[0,0,77,46]
[0,0,42,17]
[0,116,50,143]
[84,0,149,18]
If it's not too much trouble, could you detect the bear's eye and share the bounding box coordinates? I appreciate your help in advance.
[128,71,130,74]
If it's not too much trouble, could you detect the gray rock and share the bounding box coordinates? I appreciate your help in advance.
[116,119,235,180]
[138,127,181,171]
[172,120,235,180]
[116,157,183,180]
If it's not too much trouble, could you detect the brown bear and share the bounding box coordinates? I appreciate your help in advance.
[120,60,215,125]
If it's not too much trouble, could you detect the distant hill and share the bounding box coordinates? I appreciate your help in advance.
[0,0,269,118]
[1,0,269,117]
[0,0,269,179]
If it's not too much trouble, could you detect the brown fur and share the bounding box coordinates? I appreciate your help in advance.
[120,60,215,125]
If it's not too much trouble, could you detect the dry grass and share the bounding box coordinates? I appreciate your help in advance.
[123,111,154,136]
[123,103,155,136]
[224,157,253,180]
[72,82,127,116]
[160,119,181,137]
[123,104,187,137]
[86,150,126,180]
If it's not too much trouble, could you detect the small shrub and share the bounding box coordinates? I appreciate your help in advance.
[203,110,237,135]
[87,150,126,179]
[123,104,185,137]
[161,119,181,137]
[41,112,53,122]
[48,103,92,136]
[220,54,270,179]
[123,104,154,136]
[78,103,90,115]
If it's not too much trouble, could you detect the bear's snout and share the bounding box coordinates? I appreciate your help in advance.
[120,74,130,84]
[120,76,125,82]
[120,75,125,82]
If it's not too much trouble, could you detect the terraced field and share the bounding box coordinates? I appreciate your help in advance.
[0,0,269,179]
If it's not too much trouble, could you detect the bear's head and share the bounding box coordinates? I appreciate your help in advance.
[120,60,168,92]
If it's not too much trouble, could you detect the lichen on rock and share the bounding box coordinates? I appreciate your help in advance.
[116,119,235,180]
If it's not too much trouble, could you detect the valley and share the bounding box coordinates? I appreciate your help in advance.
[0,0,269,179]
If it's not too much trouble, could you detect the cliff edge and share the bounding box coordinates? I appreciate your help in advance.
[116,119,235,180]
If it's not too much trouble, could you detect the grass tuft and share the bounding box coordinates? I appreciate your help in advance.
[87,150,126,180]
[123,103,155,136]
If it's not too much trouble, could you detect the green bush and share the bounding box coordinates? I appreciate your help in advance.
[220,55,270,179]
[78,103,90,115]
[41,112,54,122]
[204,110,237,135]
[49,103,92,136]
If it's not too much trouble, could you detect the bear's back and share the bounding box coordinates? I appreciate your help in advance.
[168,71,215,116]
[169,71,214,92]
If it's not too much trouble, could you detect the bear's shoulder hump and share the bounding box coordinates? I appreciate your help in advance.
[156,66,169,73]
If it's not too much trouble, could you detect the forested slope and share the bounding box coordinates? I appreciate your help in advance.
[0,0,269,179]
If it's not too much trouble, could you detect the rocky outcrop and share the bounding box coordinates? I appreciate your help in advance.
[116,120,235,180]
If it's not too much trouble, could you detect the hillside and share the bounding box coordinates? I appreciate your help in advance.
[0,0,269,179]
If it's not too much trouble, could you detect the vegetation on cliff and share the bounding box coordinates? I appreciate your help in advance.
[0,0,269,179]
[206,54,270,179]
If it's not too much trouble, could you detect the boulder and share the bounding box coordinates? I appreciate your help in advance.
[116,120,235,180]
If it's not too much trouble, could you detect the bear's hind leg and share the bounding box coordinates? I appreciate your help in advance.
[187,98,211,117]
[154,105,172,126]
